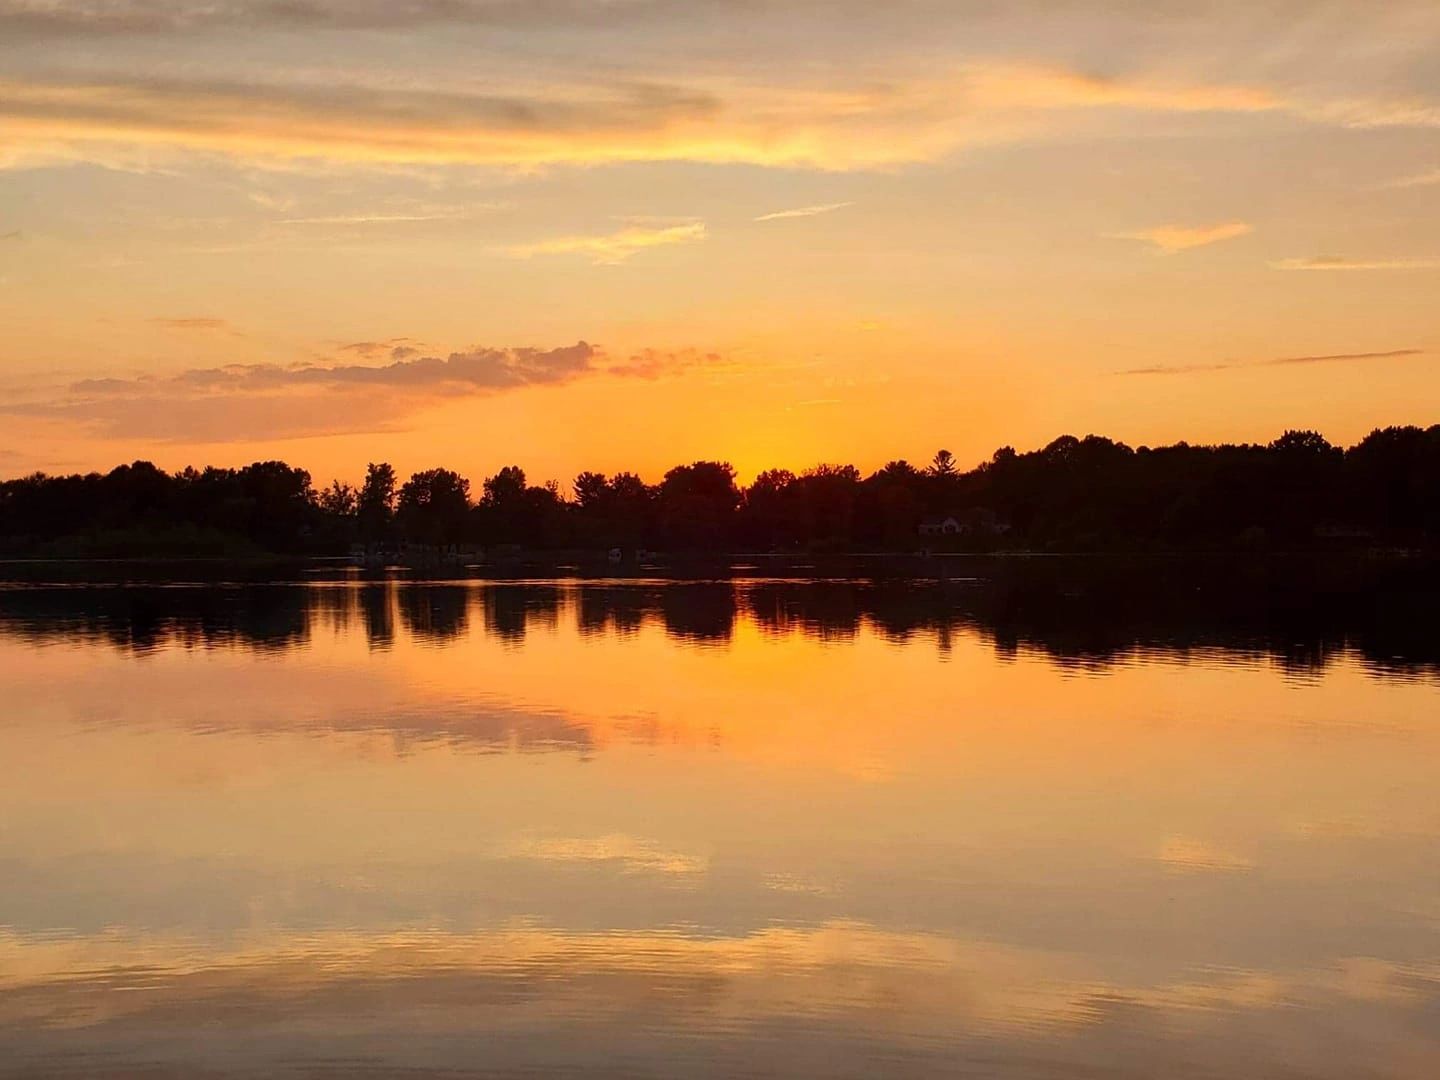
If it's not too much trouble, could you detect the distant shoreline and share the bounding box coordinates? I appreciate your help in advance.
[4,426,1437,562]
[2,548,1434,586]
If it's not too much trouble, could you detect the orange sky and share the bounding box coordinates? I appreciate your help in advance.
[1,1,1438,486]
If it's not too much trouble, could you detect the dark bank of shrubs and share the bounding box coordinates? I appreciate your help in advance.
[1,426,1438,558]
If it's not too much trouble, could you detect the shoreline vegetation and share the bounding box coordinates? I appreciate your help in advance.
[1,426,1437,564]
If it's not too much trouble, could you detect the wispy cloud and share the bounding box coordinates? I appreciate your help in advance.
[0,0,683,36]
[276,203,505,225]
[1271,255,1440,271]
[504,222,705,265]
[0,339,723,441]
[1110,222,1253,253]
[1382,167,1440,189]
[150,317,231,331]
[340,338,426,361]
[969,67,1279,115]
[1,229,20,241]
[755,201,852,222]
[1119,348,1423,376]
[0,62,1342,174]
[72,342,603,396]
[606,347,728,380]
[4,0,1440,176]
[277,213,458,226]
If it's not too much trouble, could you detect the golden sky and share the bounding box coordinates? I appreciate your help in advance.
[1,0,1438,485]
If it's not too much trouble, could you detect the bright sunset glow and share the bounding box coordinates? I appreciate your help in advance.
[1,0,1438,486]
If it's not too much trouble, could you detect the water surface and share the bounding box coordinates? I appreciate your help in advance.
[2,577,1438,1077]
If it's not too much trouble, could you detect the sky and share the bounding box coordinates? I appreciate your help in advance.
[1,0,1438,487]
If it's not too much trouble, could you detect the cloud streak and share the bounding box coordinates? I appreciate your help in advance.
[151,317,231,330]
[0,63,1324,173]
[0,340,726,441]
[1383,167,1440,189]
[755,202,852,222]
[1119,348,1424,376]
[340,338,426,361]
[277,212,460,225]
[1111,221,1253,253]
[1271,256,1440,271]
[504,222,705,265]
[4,1,1440,177]
[70,342,602,396]
[0,0,694,37]
[606,347,728,380]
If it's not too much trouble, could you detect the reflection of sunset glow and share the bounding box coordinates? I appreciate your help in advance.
[1155,836,1256,875]
[505,833,710,878]
[3,923,1437,1074]
[2,582,1440,1073]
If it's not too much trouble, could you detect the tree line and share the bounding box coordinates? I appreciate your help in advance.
[1,425,1437,557]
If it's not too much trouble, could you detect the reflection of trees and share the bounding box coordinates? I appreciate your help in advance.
[0,586,309,654]
[480,586,563,644]
[2,562,1439,678]
[304,586,353,638]
[659,585,735,643]
[397,585,471,643]
[359,586,394,650]
[577,587,648,638]
[748,583,862,643]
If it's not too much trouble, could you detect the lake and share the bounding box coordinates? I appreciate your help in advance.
[2,571,1438,1078]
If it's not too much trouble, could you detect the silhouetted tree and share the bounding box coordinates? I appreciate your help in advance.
[397,468,471,546]
[477,465,570,547]
[358,462,397,543]
[572,471,609,511]
[319,480,358,517]
[738,468,800,549]
[659,461,739,551]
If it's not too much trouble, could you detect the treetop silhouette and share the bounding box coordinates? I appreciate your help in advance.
[2,426,1437,558]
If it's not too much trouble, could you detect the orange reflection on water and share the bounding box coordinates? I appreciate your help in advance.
[0,581,1438,1077]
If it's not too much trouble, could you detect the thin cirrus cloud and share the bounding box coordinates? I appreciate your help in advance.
[1382,167,1440,188]
[755,202,852,222]
[0,341,722,441]
[1110,222,1254,253]
[609,347,729,381]
[503,222,705,265]
[4,2,1440,175]
[1271,255,1440,271]
[340,339,426,361]
[0,0,698,36]
[275,203,507,225]
[277,213,461,226]
[150,317,231,330]
[0,64,1311,174]
[1119,348,1424,376]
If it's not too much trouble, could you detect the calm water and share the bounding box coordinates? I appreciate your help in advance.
[2,576,1439,1078]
